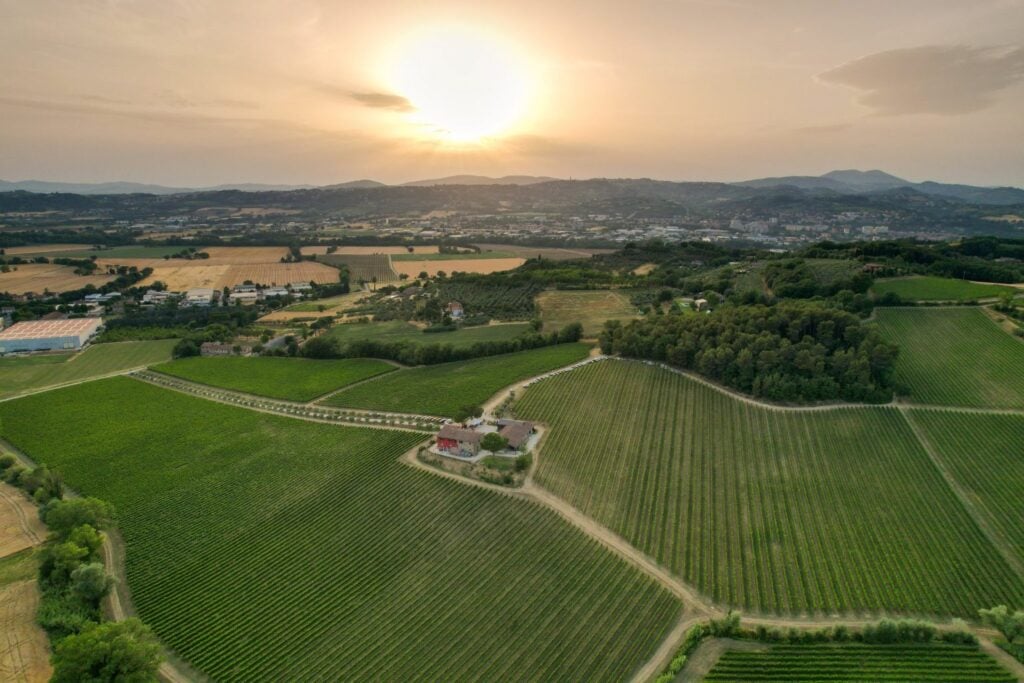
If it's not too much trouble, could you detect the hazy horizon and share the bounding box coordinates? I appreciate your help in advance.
[2,0,1023,187]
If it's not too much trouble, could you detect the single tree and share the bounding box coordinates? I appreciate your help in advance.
[51,618,162,683]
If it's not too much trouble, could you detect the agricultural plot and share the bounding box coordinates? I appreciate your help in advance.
[872,276,1018,301]
[153,356,396,401]
[909,410,1024,566]
[391,258,526,278]
[536,289,639,336]
[437,281,541,320]
[514,360,1024,617]
[474,243,615,261]
[2,243,91,256]
[704,643,1013,682]
[0,339,175,399]
[324,320,532,350]
[0,263,113,294]
[319,253,399,283]
[132,262,340,289]
[391,250,516,261]
[301,245,439,256]
[0,379,680,682]
[875,307,1024,408]
[322,343,591,417]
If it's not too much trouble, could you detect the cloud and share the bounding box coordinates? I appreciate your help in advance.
[349,91,414,112]
[820,44,1024,115]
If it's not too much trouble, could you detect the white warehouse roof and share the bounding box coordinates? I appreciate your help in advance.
[0,318,102,341]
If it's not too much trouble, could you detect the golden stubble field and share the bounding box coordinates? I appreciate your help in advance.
[0,263,114,294]
[301,245,440,256]
[93,246,341,290]
[391,257,526,278]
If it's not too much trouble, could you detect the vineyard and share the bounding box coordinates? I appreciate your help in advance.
[319,253,399,284]
[909,410,1024,565]
[875,307,1024,408]
[436,281,542,320]
[324,320,532,350]
[153,356,396,401]
[321,343,591,417]
[871,276,1018,302]
[513,360,1024,616]
[0,339,176,399]
[0,378,680,681]
[705,643,1014,681]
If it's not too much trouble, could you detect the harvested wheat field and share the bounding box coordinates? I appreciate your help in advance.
[392,257,526,277]
[3,243,91,256]
[0,263,113,294]
[0,485,45,558]
[0,580,51,683]
[301,245,439,256]
[200,246,290,263]
[139,262,340,290]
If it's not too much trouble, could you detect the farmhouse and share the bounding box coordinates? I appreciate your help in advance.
[200,342,253,357]
[0,317,102,354]
[184,288,215,307]
[496,419,535,451]
[446,300,465,319]
[436,424,483,457]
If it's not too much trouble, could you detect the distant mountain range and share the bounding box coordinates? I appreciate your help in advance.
[736,169,1024,206]
[2,170,1023,205]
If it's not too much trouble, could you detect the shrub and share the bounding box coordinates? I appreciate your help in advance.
[70,563,114,603]
[481,432,508,452]
[0,453,16,469]
[709,610,741,637]
[39,541,91,588]
[51,618,163,683]
[43,498,115,539]
[37,590,99,641]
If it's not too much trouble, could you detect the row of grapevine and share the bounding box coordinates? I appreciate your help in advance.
[0,377,681,681]
[705,643,1015,681]
[513,360,1024,617]
[875,307,1024,408]
[320,253,399,284]
[908,410,1024,566]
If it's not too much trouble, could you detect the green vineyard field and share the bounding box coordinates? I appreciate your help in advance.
[319,253,399,283]
[321,342,591,417]
[876,307,1024,408]
[514,360,1024,616]
[323,319,533,350]
[871,276,1018,302]
[909,410,1024,565]
[0,339,176,399]
[0,378,679,681]
[153,356,396,401]
[705,643,1014,681]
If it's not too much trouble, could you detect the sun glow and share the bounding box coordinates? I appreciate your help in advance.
[391,28,532,143]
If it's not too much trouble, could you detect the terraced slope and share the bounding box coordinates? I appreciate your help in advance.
[514,360,1024,617]
[875,307,1024,408]
[153,356,395,401]
[0,378,680,682]
[705,643,1014,682]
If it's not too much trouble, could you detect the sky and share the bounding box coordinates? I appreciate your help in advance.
[2,0,1023,187]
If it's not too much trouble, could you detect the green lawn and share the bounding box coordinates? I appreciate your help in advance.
[321,343,591,417]
[705,643,1013,682]
[0,378,680,682]
[876,307,1024,408]
[536,290,639,336]
[325,320,532,348]
[153,356,396,401]
[872,276,1018,302]
[513,360,1024,617]
[0,340,176,399]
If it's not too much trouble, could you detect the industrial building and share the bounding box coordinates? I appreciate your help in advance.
[0,318,103,354]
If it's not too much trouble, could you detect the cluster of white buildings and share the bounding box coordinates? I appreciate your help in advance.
[140,282,313,308]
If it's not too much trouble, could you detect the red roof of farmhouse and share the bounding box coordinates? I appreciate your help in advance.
[0,318,100,340]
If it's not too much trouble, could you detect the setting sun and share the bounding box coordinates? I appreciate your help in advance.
[391,28,532,143]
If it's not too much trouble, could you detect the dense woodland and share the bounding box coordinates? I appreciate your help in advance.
[600,302,898,402]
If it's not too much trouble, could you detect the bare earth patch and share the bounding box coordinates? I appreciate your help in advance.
[0,485,45,557]
[0,580,51,683]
